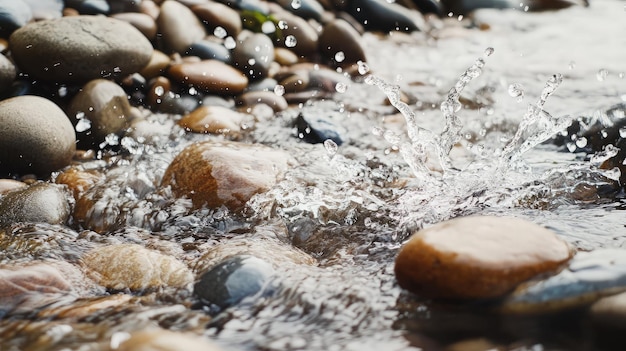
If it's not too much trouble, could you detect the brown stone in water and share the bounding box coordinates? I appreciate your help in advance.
[394,216,573,299]
[178,105,245,137]
[139,50,171,79]
[118,329,223,351]
[162,141,293,211]
[191,2,242,37]
[111,12,158,40]
[55,167,103,200]
[168,60,248,95]
[236,91,289,112]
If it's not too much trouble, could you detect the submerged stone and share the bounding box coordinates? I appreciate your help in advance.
[194,255,275,310]
[118,329,224,351]
[82,244,193,291]
[394,216,573,300]
[161,141,293,211]
[0,183,70,227]
[501,249,626,314]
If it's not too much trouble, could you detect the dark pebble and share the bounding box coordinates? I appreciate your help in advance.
[348,0,422,32]
[295,112,344,145]
[185,40,232,63]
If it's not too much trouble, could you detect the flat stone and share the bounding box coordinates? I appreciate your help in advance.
[157,0,206,54]
[394,215,573,299]
[0,183,70,227]
[82,243,193,291]
[168,60,248,95]
[10,16,153,82]
[161,141,293,211]
[67,79,134,149]
[0,96,75,176]
[178,105,245,137]
[139,50,171,79]
[272,11,319,56]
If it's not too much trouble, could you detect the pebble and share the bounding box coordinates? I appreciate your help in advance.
[277,0,325,21]
[0,183,70,227]
[55,167,103,200]
[111,12,158,40]
[64,0,110,14]
[0,0,33,36]
[349,0,422,32]
[233,32,275,80]
[139,50,171,79]
[272,11,319,56]
[194,255,276,310]
[118,329,224,351]
[157,0,207,54]
[191,2,242,37]
[394,215,573,299]
[500,249,626,314]
[295,112,344,145]
[178,105,246,137]
[82,243,193,291]
[67,79,134,148]
[236,90,289,112]
[161,141,293,211]
[0,96,75,176]
[185,40,232,63]
[10,16,153,82]
[0,179,27,195]
[318,19,367,66]
[168,60,249,95]
[0,54,16,94]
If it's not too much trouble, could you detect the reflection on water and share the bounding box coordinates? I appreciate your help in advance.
[3,1,626,351]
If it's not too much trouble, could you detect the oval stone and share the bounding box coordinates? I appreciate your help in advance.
[178,105,245,137]
[191,2,242,37]
[157,0,206,54]
[0,96,75,176]
[66,79,133,148]
[0,183,70,227]
[10,16,153,82]
[161,141,293,211]
[82,243,193,291]
[318,19,366,66]
[233,33,275,80]
[168,60,248,95]
[394,216,573,299]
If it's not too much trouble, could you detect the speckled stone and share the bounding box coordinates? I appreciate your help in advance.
[82,243,193,291]
[0,96,75,176]
[10,16,153,82]
[394,216,573,299]
[161,141,293,211]
[0,183,70,227]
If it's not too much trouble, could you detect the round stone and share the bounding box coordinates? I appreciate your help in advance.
[167,60,248,95]
[394,215,573,299]
[0,96,75,176]
[0,183,70,227]
[10,16,153,82]
[157,0,206,54]
[233,33,275,80]
[318,19,366,66]
[82,243,193,291]
[236,91,288,112]
[66,79,134,148]
[161,141,293,211]
[178,105,246,137]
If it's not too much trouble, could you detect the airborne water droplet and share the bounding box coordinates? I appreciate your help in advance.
[284,35,297,48]
[484,47,494,57]
[508,83,525,102]
[274,85,285,96]
[575,137,588,148]
[214,26,227,39]
[324,139,338,156]
[357,61,370,75]
[224,36,236,49]
[291,0,301,9]
[597,68,609,81]
[335,82,348,93]
[334,51,345,63]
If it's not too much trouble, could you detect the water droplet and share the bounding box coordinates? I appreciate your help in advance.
[224,36,236,49]
[568,61,576,70]
[597,68,609,81]
[274,85,285,96]
[383,130,400,145]
[508,83,525,102]
[335,82,348,93]
[248,58,256,65]
[575,137,587,148]
[484,47,494,57]
[278,21,288,30]
[334,51,345,63]
[214,26,227,39]
[291,0,301,9]
[261,21,276,34]
[324,139,338,156]
[357,61,370,75]
[619,127,626,138]
[75,116,91,132]
[372,127,383,136]
[284,35,297,48]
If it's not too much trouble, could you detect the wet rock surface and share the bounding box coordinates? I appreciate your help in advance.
[0,183,70,227]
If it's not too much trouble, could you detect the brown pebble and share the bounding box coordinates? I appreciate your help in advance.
[168,60,248,95]
[178,105,245,137]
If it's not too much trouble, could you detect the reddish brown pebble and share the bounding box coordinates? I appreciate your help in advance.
[168,60,248,95]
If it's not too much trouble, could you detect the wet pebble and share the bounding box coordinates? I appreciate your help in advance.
[111,12,158,40]
[10,16,153,82]
[233,32,275,80]
[349,0,423,32]
[272,11,319,57]
[168,60,249,95]
[161,141,293,211]
[295,112,344,145]
[0,183,70,227]
[55,167,104,200]
[236,90,289,112]
[67,79,134,149]
[185,40,232,63]
[394,215,573,299]
[0,0,33,36]
[140,50,171,79]
[118,329,224,351]
[157,0,206,54]
[82,243,193,291]
[0,54,16,94]
[194,255,276,310]
[178,105,246,137]
[0,96,75,176]
[191,2,242,38]
[0,179,27,195]
[318,19,367,66]
[501,249,626,314]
